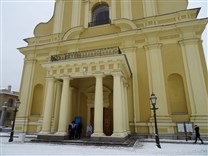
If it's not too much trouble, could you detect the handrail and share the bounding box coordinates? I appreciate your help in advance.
[51,47,121,62]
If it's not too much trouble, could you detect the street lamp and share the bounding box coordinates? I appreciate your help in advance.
[8,99,21,142]
[150,93,161,149]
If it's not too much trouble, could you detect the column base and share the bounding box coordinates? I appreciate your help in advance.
[54,132,68,136]
[38,131,50,135]
[127,130,131,134]
[91,132,106,137]
[111,132,128,138]
[37,133,68,140]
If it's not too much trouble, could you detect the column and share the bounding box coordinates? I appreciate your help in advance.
[53,0,64,33]
[145,44,169,116]
[71,0,81,27]
[91,74,105,137]
[56,76,72,135]
[121,0,132,19]
[179,39,208,119]
[111,72,127,137]
[41,77,55,134]
[52,81,62,133]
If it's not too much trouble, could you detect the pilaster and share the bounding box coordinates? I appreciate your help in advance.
[142,0,158,17]
[179,38,208,123]
[121,77,127,133]
[18,58,36,117]
[16,58,36,132]
[122,47,140,132]
[121,0,132,19]
[124,82,130,134]
[145,43,169,116]
[53,0,64,33]
[84,0,89,28]
[110,0,116,21]
[71,0,81,27]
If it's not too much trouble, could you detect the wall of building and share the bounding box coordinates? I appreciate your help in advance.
[16,0,208,137]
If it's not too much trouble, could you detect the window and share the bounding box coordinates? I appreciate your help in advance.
[7,98,14,107]
[6,112,12,119]
[89,4,110,27]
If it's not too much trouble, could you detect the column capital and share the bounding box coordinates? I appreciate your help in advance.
[143,43,162,51]
[45,76,55,81]
[178,38,200,46]
[111,71,123,77]
[60,75,72,81]
[93,72,104,78]
[55,80,63,85]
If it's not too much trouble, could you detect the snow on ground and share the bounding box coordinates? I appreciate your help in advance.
[0,137,207,156]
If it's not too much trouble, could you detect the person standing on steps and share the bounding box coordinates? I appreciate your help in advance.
[193,125,204,144]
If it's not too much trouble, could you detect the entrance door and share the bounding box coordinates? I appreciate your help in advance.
[90,108,112,136]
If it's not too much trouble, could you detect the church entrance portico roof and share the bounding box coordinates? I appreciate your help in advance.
[42,47,131,79]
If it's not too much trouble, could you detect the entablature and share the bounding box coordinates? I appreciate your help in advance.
[42,47,131,79]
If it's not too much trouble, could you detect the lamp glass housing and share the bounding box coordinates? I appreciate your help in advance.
[150,93,157,106]
[14,100,20,109]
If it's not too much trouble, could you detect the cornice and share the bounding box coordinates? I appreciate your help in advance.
[18,17,207,55]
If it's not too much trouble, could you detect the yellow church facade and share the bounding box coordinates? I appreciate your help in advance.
[16,0,207,140]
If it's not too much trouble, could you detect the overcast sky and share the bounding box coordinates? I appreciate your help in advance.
[0,0,207,92]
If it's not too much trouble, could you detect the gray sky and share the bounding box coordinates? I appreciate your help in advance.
[0,0,207,92]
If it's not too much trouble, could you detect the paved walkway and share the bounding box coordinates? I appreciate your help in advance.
[0,132,207,147]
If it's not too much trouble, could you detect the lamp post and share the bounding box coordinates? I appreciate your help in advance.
[8,99,20,142]
[150,93,161,149]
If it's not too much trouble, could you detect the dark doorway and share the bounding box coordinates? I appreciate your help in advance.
[90,107,113,136]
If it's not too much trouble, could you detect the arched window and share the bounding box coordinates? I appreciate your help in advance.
[90,4,110,27]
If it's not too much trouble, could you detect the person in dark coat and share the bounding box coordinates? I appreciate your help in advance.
[194,125,203,144]
[76,122,82,139]
[68,121,76,139]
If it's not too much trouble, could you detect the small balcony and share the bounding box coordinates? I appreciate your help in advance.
[51,47,121,62]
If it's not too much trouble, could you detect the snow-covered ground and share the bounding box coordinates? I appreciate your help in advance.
[0,136,207,155]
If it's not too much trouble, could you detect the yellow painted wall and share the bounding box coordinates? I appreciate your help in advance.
[136,48,151,122]
[17,0,208,136]
[62,1,72,33]
[131,0,144,19]
[157,0,188,14]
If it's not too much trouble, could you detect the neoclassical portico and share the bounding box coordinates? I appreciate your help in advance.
[38,47,131,139]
